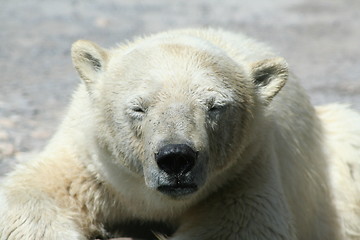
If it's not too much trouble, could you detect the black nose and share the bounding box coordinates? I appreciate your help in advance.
[155,144,197,175]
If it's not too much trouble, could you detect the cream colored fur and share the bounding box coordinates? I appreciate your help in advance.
[0,28,359,240]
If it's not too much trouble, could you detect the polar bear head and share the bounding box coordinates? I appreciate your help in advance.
[71,34,288,199]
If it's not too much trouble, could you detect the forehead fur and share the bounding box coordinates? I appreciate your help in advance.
[105,38,255,109]
[111,40,247,85]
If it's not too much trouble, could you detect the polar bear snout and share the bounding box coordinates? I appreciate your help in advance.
[155,144,198,175]
[152,143,206,197]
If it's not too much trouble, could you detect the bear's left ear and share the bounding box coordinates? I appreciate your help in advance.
[71,40,108,84]
[250,57,288,105]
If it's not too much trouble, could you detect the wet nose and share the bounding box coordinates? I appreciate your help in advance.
[155,144,197,175]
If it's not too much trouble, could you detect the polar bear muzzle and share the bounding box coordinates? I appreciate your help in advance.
[155,144,198,175]
[154,144,200,197]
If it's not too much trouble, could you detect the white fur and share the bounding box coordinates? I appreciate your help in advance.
[0,28,359,240]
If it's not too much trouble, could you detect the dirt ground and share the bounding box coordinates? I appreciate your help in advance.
[0,0,359,238]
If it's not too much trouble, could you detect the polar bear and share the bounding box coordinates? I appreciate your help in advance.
[1,28,360,240]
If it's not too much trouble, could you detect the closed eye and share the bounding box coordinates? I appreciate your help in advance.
[132,106,146,113]
[208,104,224,112]
[207,98,227,112]
[126,99,148,120]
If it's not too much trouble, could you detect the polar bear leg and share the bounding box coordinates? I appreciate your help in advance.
[0,189,86,240]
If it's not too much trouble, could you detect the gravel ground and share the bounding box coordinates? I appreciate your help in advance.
[0,0,359,238]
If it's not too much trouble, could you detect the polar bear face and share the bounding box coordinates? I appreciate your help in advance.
[71,37,288,199]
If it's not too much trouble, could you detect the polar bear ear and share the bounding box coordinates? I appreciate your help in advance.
[71,40,108,84]
[250,57,288,105]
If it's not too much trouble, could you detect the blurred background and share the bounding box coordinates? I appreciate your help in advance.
[1,0,360,177]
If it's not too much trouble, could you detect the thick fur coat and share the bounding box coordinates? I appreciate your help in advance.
[1,28,360,240]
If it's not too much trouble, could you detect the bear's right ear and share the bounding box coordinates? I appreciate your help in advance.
[71,40,108,84]
[250,57,288,105]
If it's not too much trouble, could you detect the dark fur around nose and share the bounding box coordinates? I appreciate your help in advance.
[155,144,197,175]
